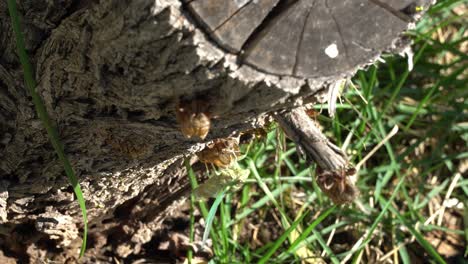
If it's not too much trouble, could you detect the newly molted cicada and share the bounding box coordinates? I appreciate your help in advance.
[196,138,241,168]
[193,138,246,199]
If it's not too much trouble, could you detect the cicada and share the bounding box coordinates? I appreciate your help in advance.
[176,99,211,140]
[196,138,241,168]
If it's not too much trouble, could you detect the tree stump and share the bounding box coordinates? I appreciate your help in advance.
[0,0,432,261]
[184,0,425,78]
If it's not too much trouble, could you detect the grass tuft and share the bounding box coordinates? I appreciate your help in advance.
[188,1,467,262]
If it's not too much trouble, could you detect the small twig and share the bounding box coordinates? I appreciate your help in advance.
[274,108,348,171]
[321,218,339,257]
[436,172,462,226]
[275,107,359,204]
[349,80,368,105]
[355,125,399,172]
[341,126,355,152]
[327,80,343,118]
[340,235,366,264]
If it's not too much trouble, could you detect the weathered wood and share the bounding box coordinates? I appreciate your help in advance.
[210,0,280,53]
[244,1,312,76]
[274,108,348,171]
[184,0,433,78]
[274,107,359,204]
[0,0,432,261]
[0,1,320,260]
[183,0,280,52]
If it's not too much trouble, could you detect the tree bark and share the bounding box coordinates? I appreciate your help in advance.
[0,0,431,262]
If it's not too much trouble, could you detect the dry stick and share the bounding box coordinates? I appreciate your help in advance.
[274,107,349,172]
[321,218,340,257]
[355,125,399,172]
[348,80,369,105]
[436,172,462,226]
[275,107,359,204]
[379,190,459,264]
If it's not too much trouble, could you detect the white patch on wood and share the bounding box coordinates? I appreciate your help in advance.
[324,43,339,59]
[235,0,250,7]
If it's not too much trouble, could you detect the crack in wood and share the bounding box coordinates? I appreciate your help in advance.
[212,0,252,33]
[368,0,413,23]
[240,0,299,55]
[292,2,314,76]
[324,0,351,69]
[183,0,422,78]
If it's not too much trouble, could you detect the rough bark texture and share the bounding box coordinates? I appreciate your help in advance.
[0,0,429,262]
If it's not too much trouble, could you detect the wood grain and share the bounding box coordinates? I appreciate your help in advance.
[184,0,432,78]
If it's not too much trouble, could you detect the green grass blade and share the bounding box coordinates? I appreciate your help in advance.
[283,206,336,257]
[399,244,411,264]
[382,198,447,264]
[312,229,340,264]
[247,158,291,227]
[6,0,88,257]
[187,184,196,263]
[228,183,291,226]
[185,160,221,252]
[463,200,468,257]
[257,212,308,264]
[403,81,440,130]
[379,43,428,119]
[202,189,227,245]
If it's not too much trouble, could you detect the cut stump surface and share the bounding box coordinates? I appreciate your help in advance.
[183,0,432,78]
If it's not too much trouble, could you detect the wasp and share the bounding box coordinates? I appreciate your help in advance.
[176,98,211,140]
[316,166,359,204]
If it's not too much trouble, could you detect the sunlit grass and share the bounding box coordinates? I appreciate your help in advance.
[189,0,467,263]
